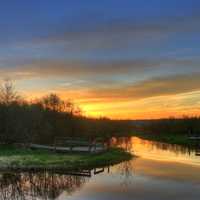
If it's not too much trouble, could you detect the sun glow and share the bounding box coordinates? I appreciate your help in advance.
[19,86,200,120]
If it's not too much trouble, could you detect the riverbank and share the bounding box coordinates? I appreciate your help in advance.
[132,132,195,147]
[0,146,132,171]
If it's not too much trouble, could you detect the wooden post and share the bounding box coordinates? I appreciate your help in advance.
[54,138,57,152]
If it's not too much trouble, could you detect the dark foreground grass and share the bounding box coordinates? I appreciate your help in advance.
[0,146,132,171]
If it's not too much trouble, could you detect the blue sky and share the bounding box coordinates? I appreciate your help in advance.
[0,0,200,119]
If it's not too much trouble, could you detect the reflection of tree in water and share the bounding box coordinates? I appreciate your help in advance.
[105,157,135,191]
[110,137,133,153]
[110,136,195,156]
[194,142,200,156]
[0,173,24,200]
[139,139,193,156]
[116,160,134,189]
[108,137,135,189]
[0,171,88,200]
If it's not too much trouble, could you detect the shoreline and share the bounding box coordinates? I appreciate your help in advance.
[131,132,196,147]
[0,147,133,172]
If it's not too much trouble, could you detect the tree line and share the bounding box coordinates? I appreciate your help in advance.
[0,81,133,144]
[137,117,200,137]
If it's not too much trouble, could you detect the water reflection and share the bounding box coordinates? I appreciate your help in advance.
[194,143,200,156]
[67,159,200,200]
[0,168,108,200]
[110,137,200,166]
[1,137,200,200]
[65,137,200,200]
[113,160,135,189]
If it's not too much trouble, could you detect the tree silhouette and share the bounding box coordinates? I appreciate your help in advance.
[0,80,20,105]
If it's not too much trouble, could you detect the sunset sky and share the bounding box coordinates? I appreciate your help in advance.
[0,0,200,119]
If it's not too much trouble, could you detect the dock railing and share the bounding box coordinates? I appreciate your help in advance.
[54,137,107,153]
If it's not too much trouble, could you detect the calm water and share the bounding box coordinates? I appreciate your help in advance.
[0,137,200,200]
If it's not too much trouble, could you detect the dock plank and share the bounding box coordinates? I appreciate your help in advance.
[29,143,106,153]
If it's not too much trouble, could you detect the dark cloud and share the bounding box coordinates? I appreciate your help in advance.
[36,13,200,51]
[85,74,200,101]
[0,58,200,81]
[4,12,198,51]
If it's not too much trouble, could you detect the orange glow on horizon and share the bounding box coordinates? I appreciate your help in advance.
[19,88,200,120]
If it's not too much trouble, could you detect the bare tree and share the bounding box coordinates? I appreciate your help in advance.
[40,93,82,115]
[41,93,63,112]
[63,100,82,115]
[0,80,20,105]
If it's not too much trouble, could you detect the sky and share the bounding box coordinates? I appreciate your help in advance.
[0,0,200,119]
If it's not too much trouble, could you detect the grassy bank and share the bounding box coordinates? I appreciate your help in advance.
[132,131,195,147]
[0,146,132,171]
[130,117,200,147]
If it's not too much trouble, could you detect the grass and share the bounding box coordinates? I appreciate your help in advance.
[0,145,132,171]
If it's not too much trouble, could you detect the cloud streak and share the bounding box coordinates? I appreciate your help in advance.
[33,13,200,51]
[73,73,200,102]
[0,58,200,81]
[0,2,200,119]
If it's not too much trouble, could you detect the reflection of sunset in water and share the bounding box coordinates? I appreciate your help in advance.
[111,137,200,166]
[1,138,200,200]
[66,138,200,200]
[0,171,89,200]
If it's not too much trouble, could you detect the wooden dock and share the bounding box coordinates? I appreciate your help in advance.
[29,137,107,153]
[30,143,106,153]
[188,136,200,140]
[55,168,109,177]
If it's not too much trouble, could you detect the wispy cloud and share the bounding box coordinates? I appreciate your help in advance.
[31,13,200,51]
[0,58,200,81]
[85,74,200,101]
[0,2,199,119]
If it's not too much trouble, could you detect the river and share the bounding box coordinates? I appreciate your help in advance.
[0,137,200,200]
